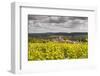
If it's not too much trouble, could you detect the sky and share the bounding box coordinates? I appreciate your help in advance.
[28,15,88,33]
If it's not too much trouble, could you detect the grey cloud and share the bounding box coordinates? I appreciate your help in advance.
[28,15,88,33]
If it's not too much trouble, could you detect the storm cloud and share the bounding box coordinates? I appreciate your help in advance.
[28,15,88,33]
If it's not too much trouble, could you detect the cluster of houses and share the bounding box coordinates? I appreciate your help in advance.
[51,36,78,43]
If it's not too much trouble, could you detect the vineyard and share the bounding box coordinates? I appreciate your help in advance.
[28,42,88,61]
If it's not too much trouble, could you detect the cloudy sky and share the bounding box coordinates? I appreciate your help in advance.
[28,15,88,33]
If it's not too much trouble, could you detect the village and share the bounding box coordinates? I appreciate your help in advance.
[51,36,79,43]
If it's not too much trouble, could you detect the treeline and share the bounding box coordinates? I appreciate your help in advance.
[28,35,88,43]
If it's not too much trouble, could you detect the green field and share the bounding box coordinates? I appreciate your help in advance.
[28,42,88,61]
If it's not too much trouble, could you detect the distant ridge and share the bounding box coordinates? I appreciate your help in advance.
[28,32,88,38]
